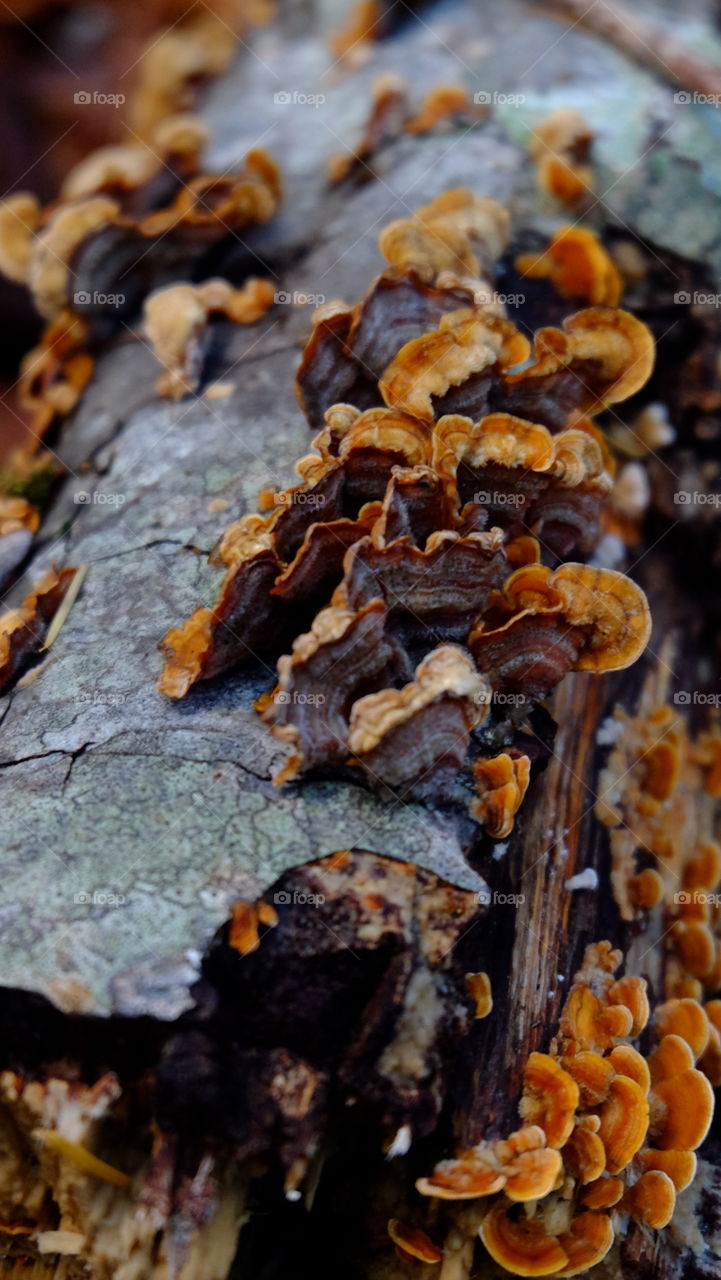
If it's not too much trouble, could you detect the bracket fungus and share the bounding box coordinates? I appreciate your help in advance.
[529,109,594,205]
[412,938,715,1275]
[143,277,275,399]
[516,227,622,307]
[159,191,653,837]
[0,143,279,323]
[0,567,78,694]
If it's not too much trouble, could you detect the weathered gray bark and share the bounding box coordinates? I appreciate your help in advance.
[2,1,721,1276]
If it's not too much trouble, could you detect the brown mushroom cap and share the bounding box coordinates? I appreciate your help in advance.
[553,564,651,673]
[29,197,120,319]
[379,310,530,421]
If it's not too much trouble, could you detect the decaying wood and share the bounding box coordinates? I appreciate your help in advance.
[2,0,721,1277]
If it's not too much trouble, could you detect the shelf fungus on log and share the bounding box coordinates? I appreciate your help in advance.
[143,277,276,399]
[296,212,652,430]
[515,227,623,307]
[0,567,77,693]
[529,108,595,205]
[0,134,280,323]
[158,191,654,835]
[0,496,40,590]
[413,941,715,1275]
[0,119,281,459]
[595,697,721,1016]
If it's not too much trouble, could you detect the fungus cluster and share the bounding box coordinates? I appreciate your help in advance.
[0,101,280,575]
[159,189,652,830]
[0,133,279,327]
[143,277,276,399]
[529,109,594,206]
[409,941,714,1275]
[328,77,485,183]
[516,226,622,307]
[0,567,78,693]
[595,697,721,1081]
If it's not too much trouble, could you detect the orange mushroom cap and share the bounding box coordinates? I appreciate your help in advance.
[608,976,650,1036]
[654,999,710,1060]
[597,1075,649,1174]
[650,1068,714,1150]
[480,1203,568,1276]
[416,1126,560,1203]
[607,1045,651,1094]
[684,841,721,890]
[556,1211,614,1277]
[628,868,664,910]
[562,1125,607,1183]
[672,921,717,981]
[624,1170,676,1230]
[637,1148,697,1193]
[515,227,622,307]
[648,1034,696,1083]
[562,1052,614,1106]
[504,1148,563,1203]
[387,1220,442,1263]
[466,971,493,1019]
[553,564,651,674]
[580,1176,624,1210]
[470,752,531,838]
[520,1053,580,1148]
